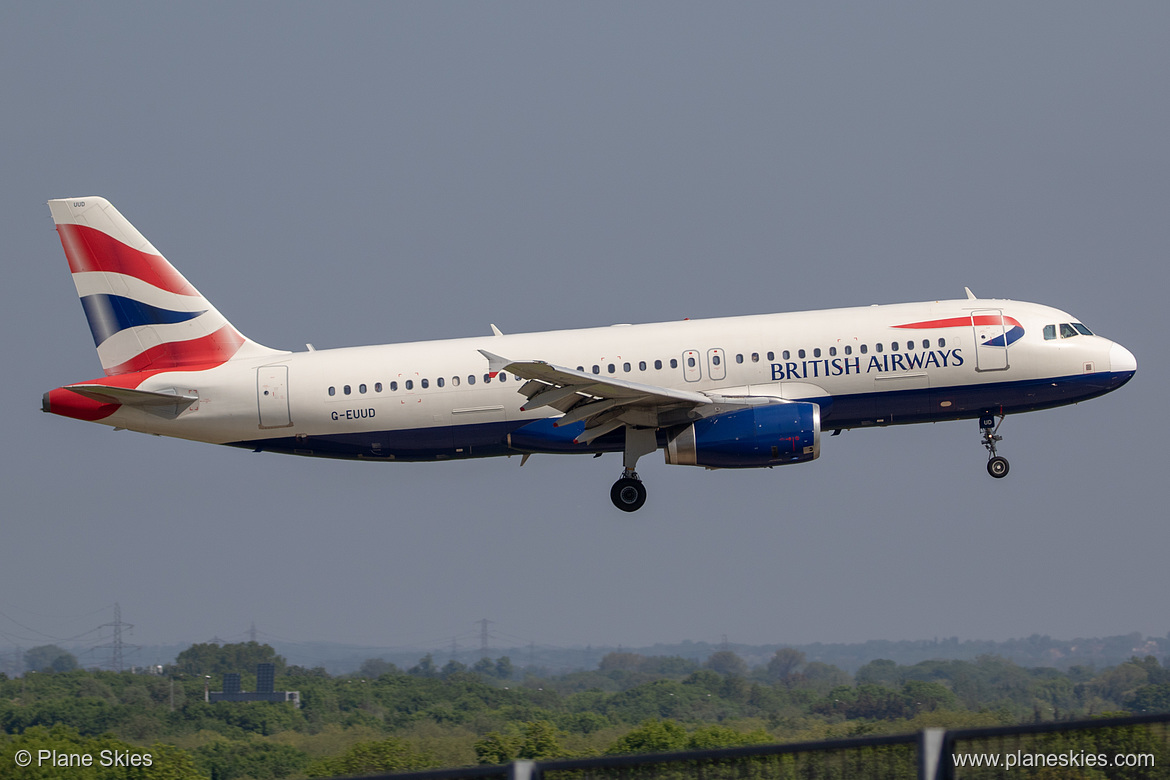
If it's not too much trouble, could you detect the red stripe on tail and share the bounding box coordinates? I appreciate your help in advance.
[57,223,198,296]
[103,324,246,376]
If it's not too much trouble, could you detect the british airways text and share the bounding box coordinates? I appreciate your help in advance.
[771,348,963,381]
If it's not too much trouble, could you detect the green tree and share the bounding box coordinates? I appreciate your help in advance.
[902,680,957,714]
[23,645,78,674]
[193,739,309,779]
[704,651,748,678]
[1126,683,1170,713]
[606,719,689,754]
[765,648,806,686]
[687,723,772,749]
[358,658,398,678]
[307,736,434,776]
[0,724,205,779]
[173,642,285,676]
[409,654,438,678]
[856,659,902,687]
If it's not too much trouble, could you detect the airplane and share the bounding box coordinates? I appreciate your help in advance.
[42,197,1137,512]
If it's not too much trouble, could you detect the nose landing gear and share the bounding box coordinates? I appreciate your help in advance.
[980,414,1009,478]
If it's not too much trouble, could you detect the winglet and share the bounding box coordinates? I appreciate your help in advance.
[964,287,977,300]
[477,349,510,378]
[490,324,504,337]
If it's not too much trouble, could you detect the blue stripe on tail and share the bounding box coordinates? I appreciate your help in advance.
[79,294,207,346]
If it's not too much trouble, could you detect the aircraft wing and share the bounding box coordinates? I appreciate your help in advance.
[479,350,715,443]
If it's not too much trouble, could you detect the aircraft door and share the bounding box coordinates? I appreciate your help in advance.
[972,309,1009,372]
[257,366,292,428]
[682,350,702,382]
[707,348,726,380]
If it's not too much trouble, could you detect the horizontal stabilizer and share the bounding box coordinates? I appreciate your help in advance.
[66,384,198,419]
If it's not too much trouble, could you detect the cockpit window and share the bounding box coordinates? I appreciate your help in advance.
[1044,325,1056,340]
[1060,323,1079,338]
[1073,323,1093,336]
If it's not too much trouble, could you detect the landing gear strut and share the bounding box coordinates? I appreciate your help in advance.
[980,414,1010,479]
[610,426,656,512]
[611,469,647,512]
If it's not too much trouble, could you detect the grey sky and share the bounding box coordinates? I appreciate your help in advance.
[2,3,1166,655]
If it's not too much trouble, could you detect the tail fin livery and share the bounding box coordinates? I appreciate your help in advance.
[48,197,281,375]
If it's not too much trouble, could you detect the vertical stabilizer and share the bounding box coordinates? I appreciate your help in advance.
[48,197,283,375]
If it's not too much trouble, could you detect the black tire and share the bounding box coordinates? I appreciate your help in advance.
[987,456,1010,479]
[610,477,647,512]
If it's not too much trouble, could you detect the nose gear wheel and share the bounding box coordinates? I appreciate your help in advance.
[980,414,1009,479]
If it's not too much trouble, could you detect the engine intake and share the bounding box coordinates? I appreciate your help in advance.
[664,402,820,468]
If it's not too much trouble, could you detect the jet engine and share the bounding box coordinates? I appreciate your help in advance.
[664,402,820,468]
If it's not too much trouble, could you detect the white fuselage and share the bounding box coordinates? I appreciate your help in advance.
[94,297,1135,462]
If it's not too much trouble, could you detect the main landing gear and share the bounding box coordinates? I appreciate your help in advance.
[980,413,1010,479]
[611,469,647,512]
[610,426,657,512]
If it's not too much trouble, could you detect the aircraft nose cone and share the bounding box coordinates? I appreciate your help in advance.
[1109,342,1137,374]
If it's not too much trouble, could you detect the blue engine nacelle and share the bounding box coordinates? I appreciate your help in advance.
[664,402,820,468]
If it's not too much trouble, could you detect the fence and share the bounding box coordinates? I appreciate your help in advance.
[328,712,1170,780]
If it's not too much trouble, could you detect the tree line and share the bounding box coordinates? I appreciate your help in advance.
[2,641,1169,778]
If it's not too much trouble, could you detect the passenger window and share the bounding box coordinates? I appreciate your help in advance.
[499,373,506,382]
[639,361,647,371]
[767,351,775,361]
[654,359,662,370]
[624,362,631,372]
[844,346,852,355]
[467,375,475,385]
[735,354,743,364]
[751,353,759,363]
[437,377,445,388]
[875,344,882,353]
[359,383,367,393]
[344,385,352,395]
[907,341,915,350]
[891,342,899,352]
[814,348,821,358]
[829,347,837,356]
[783,350,791,360]
[577,366,584,372]
[713,355,722,366]
[405,380,413,390]
[391,381,398,391]
[860,345,868,354]
[328,386,336,396]
[592,365,600,374]
[452,376,460,387]
[608,364,615,373]
[923,339,930,349]
[1061,323,1078,338]
[939,338,946,347]
[421,379,429,389]
[484,374,492,383]
[798,349,806,359]
[375,383,383,392]
[1073,323,1093,336]
[670,358,678,369]
[687,357,696,368]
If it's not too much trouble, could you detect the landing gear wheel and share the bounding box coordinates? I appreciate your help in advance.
[987,456,1010,479]
[611,477,647,512]
[979,413,1010,480]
